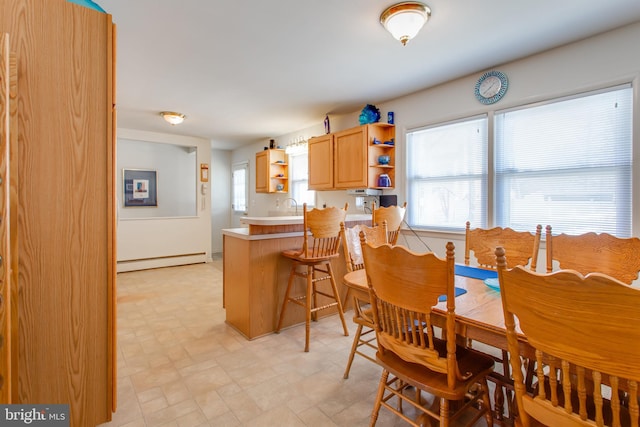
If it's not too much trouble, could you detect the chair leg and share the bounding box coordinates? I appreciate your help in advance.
[305,265,313,352]
[326,262,349,337]
[370,369,389,427]
[311,266,319,322]
[439,397,450,427]
[275,262,297,333]
[480,378,493,427]
[343,323,364,379]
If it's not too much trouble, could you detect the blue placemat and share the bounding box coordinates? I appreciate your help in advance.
[438,287,467,302]
[455,264,498,280]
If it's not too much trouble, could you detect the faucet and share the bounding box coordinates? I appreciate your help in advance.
[283,198,299,215]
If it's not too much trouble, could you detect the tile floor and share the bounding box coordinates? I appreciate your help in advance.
[99,258,495,427]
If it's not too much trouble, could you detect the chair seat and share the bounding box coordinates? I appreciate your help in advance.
[352,307,373,327]
[282,248,340,263]
[376,340,495,401]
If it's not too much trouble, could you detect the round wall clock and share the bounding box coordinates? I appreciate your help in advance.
[474,70,508,105]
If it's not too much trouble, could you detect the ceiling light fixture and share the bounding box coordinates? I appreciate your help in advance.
[380,2,431,46]
[160,111,186,125]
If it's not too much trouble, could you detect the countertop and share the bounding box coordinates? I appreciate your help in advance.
[239,213,371,226]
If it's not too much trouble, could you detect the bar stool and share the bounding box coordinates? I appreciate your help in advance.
[275,203,349,352]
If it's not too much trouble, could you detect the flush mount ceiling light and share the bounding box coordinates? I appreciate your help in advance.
[380,2,431,46]
[160,111,186,125]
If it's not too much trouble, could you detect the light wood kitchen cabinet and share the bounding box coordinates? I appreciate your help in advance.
[308,134,334,190]
[256,149,288,193]
[308,123,395,190]
[1,0,116,424]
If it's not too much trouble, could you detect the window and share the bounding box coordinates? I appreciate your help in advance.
[289,150,315,207]
[232,162,248,213]
[407,116,488,230]
[495,85,632,236]
[406,85,633,237]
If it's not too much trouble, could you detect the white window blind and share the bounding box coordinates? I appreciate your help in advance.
[407,116,488,230]
[495,85,632,236]
[289,151,315,207]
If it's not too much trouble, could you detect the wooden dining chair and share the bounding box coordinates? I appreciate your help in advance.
[275,203,349,352]
[371,201,407,245]
[465,221,542,270]
[362,241,494,427]
[465,221,542,418]
[545,225,640,284]
[496,246,640,427]
[340,221,388,379]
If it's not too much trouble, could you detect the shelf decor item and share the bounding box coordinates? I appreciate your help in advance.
[359,104,381,125]
[378,173,392,187]
[66,0,106,12]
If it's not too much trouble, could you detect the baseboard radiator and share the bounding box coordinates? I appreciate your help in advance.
[117,252,208,272]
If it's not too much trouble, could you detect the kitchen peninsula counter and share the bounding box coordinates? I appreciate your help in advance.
[223,214,371,339]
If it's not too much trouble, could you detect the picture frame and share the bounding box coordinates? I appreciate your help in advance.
[123,169,158,207]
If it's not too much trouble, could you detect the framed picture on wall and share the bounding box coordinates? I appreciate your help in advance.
[123,169,158,207]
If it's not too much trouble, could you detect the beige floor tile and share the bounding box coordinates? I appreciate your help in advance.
[99,260,494,427]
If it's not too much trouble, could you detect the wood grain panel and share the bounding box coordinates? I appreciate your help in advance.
[224,231,354,340]
[0,32,11,403]
[8,37,18,404]
[0,0,114,424]
[107,21,117,414]
[308,134,333,190]
[334,126,367,189]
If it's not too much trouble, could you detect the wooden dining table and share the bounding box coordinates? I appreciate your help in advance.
[342,265,532,425]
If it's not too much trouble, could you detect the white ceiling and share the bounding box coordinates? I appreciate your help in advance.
[100,0,640,150]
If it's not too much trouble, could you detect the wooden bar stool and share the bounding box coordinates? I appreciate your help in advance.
[275,203,349,352]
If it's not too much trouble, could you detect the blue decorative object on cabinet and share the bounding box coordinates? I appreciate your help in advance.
[378,155,390,165]
[66,0,106,12]
[359,104,381,125]
[378,174,391,187]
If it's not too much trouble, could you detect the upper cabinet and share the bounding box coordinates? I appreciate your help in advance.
[309,123,395,191]
[256,149,288,193]
[308,134,334,190]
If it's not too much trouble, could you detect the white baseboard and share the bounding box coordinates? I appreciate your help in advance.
[117,253,209,273]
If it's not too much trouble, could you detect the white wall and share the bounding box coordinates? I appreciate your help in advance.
[117,23,640,269]
[116,128,212,272]
[211,149,231,253]
[230,22,640,264]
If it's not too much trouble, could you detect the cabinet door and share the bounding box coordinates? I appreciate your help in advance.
[0,32,13,404]
[308,134,334,190]
[334,126,368,189]
[1,2,116,421]
[255,151,268,193]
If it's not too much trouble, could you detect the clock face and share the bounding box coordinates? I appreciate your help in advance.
[475,71,508,104]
